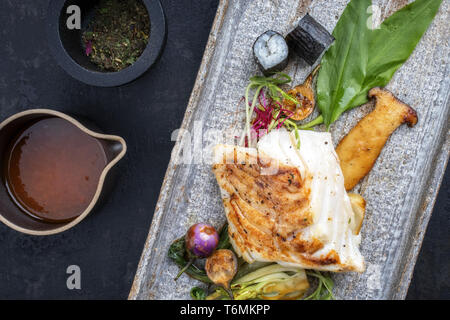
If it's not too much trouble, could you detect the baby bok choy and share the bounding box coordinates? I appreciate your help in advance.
[206,264,310,300]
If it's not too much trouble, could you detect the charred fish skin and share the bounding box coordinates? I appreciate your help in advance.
[212,129,365,273]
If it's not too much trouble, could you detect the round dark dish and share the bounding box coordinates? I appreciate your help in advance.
[46,0,166,87]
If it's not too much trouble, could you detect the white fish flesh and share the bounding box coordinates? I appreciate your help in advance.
[212,129,364,272]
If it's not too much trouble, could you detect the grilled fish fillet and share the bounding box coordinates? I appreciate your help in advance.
[212,129,364,272]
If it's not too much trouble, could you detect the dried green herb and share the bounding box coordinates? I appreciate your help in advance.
[82,0,150,71]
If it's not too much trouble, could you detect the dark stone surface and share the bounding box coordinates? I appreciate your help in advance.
[0,0,219,299]
[406,164,450,300]
[0,0,447,300]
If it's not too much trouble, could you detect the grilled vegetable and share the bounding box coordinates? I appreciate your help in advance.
[286,14,334,66]
[185,223,219,258]
[174,223,219,280]
[205,249,238,298]
[336,87,418,190]
[206,264,310,300]
[187,228,336,301]
[281,66,319,120]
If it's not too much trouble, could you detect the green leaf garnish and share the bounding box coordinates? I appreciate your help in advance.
[249,73,298,104]
[168,237,212,284]
[217,223,232,250]
[240,73,301,147]
[310,0,442,129]
[190,287,207,300]
[304,270,335,300]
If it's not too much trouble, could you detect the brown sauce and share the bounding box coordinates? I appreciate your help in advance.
[4,117,107,223]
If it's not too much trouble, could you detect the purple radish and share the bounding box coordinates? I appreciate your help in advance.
[174,223,219,280]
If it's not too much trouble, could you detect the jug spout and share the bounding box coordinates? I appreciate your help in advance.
[0,109,127,235]
[96,135,127,171]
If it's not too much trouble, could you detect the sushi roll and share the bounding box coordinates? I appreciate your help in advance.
[287,14,334,66]
[253,30,289,76]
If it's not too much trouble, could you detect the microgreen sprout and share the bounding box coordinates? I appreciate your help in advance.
[304,270,335,300]
[239,73,301,148]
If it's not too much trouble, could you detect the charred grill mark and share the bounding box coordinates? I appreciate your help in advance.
[228,201,254,252]
[310,250,340,266]
[229,198,276,255]
[255,180,265,189]
[292,238,324,255]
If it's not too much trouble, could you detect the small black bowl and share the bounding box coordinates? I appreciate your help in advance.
[47,0,166,87]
